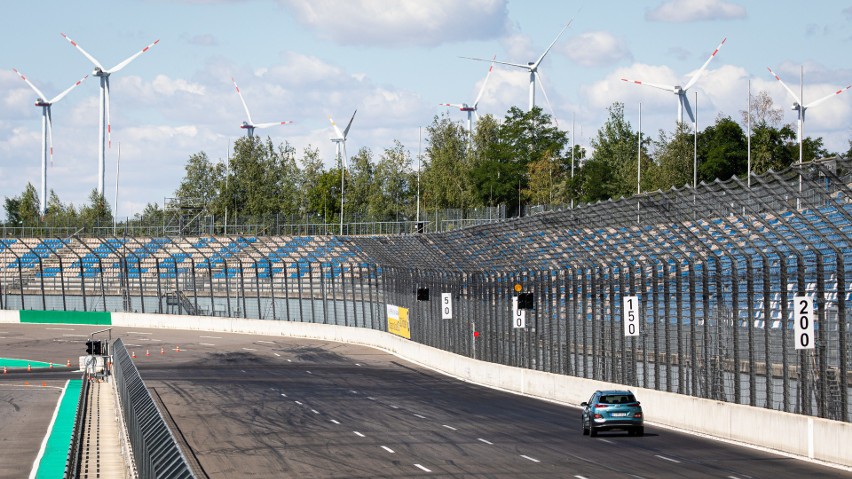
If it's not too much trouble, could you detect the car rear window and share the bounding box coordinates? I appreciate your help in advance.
[599,394,636,404]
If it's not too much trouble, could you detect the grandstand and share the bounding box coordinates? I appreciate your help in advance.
[0,158,849,424]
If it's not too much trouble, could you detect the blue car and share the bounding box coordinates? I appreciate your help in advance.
[581,390,644,437]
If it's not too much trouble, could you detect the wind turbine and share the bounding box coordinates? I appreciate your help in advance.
[767,66,851,164]
[329,110,357,235]
[462,21,573,112]
[621,37,726,126]
[439,56,495,138]
[13,68,88,215]
[61,32,159,196]
[232,78,294,138]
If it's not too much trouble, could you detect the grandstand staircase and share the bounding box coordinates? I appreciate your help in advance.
[163,197,207,236]
[164,290,198,316]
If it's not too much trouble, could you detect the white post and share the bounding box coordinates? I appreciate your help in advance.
[747,79,751,188]
[693,91,698,190]
[571,113,575,209]
[113,142,120,234]
[638,103,642,195]
[417,126,422,231]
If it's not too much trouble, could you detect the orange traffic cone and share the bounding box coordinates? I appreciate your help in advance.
[176,345,181,352]
[3,366,6,374]
[146,349,150,357]
[66,359,71,367]
[27,364,31,372]
[160,346,165,355]
[132,351,137,358]
[49,362,53,369]
[41,382,46,387]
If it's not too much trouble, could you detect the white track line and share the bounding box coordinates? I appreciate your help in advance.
[273,353,281,357]
[280,393,287,397]
[198,343,215,346]
[414,414,426,419]
[128,331,152,335]
[353,431,365,437]
[311,409,320,414]
[655,455,681,464]
[242,348,256,351]
[295,401,303,405]
[330,419,340,425]
[414,464,431,472]
[199,335,221,339]
[521,455,540,463]
[442,424,457,431]
[381,446,395,453]
[28,379,69,479]
[477,438,493,445]
[46,327,74,331]
[256,340,275,344]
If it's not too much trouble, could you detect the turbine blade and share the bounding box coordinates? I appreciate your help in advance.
[232,78,254,125]
[683,37,726,91]
[329,115,344,139]
[460,56,531,71]
[61,33,105,71]
[682,94,695,124]
[438,103,465,109]
[49,74,89,104]
[805,85,851,109]
[531,18,574,70]
[47,107,54,165]
[620,78,676,92]
[12,69,48,100]
[108,39,160,73]
[253,121,294,129]
[342,142,349,169]
[342,109,357,139]
[536,71,558,126]
[473,56,496,107]
[767,67,802,104]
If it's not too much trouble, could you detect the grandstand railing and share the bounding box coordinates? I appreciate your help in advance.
[1,160,850,424]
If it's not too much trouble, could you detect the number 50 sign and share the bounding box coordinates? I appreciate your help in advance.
[793,296,815,350]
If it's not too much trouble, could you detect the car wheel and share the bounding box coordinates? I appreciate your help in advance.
[635,427,644,437]
[582,420,589,436]
[589,426,598,437]
[626,429,635,436]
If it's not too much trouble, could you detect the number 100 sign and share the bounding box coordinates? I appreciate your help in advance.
[793,296,815,350]
[623,295,639,337]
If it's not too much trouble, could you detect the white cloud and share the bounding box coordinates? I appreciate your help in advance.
[646,0,746,23]
[278,0,509,46]
[562,31,632,68]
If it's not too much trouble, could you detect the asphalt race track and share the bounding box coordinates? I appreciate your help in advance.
[1,323,850,479]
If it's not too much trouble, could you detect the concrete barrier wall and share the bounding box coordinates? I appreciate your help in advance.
[35,311,845,470]
[0,310,19,323]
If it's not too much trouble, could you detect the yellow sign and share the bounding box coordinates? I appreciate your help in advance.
[387,304,411,339]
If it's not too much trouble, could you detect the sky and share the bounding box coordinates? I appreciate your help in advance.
[2,0,851,220]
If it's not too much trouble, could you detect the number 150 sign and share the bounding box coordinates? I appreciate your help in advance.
[623,296,639,337]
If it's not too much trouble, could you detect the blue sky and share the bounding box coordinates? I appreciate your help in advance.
[2,0,851,219]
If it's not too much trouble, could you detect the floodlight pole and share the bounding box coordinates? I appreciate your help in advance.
[571,113,575,209]
[113,142,120,235]
[416,127,421,229]
[747,80,751,188]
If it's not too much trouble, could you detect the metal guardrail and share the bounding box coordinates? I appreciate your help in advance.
[64,375,89,479]
[112,338,195,479]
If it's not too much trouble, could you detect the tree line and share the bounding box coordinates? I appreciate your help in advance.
[4,92,850,229]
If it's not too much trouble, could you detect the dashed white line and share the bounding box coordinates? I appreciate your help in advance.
[574,476,590,479]
[414,464,431,472]
[62,334,88,337]
[242,348,257,351]
[46,327,74,331]
[273,353,281,357]
[199,335,221,339]
[311,409,320,414]
[306,371,312,375]
[349,390,359,394]
[295,401,303,405]
[240,370,246,373]
[477,438,493,445]
[128,331,151,335]
[655,455,681,464]
[353,431,365,438]
[521,455,540,463]
[256,340,275,344]
[355,363,361,366]
[598,438,614,444]
[390,405,399,409]
[367,396,376,401]
[414,414,426,419]
[150,339,163,342]
[330,419,340,425]
[442,425,457,431]
[199,343,215,346]
[287,359,292,362]
[381,446,395,453]
[280,393,287,398]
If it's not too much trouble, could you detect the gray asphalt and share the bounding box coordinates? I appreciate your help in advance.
[1,323,850,479]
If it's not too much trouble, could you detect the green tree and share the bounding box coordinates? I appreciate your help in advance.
[422,114,471,209]
[346,147,375,220]
[751,124,796,174]
[652,124,694,190]
[4,196,22,227]
[79,189,112,227]
[136,202,164,225]
[589,102,642,199]
[18,183,40,226]
[175,151,220,205]
[307,169,342,223]
[369,140,412,221]
[299,146,325,218]
[698,115,747,182]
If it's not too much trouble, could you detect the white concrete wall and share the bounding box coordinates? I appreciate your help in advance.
[0,310,19,323]
[104,312,849,469]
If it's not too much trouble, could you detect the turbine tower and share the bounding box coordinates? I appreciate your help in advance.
[61,33,159,196]
[621,37,726,126]
[13,68,88,215]
[463,20,572,112]
[232,78,294,138]
[767,66,850,164]
[439,56,495,139]
[329,110,357,235]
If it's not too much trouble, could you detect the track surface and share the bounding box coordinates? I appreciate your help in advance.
[1,323,850,479]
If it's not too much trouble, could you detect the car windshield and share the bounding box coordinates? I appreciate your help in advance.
[599,394,636,404]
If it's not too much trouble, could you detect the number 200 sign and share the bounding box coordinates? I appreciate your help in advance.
[623,295,639,337]
[793,296,815,350]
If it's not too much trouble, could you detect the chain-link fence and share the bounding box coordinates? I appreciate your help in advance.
[1,159,849,423]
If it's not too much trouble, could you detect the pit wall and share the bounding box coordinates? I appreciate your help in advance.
[4,310,849,469]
